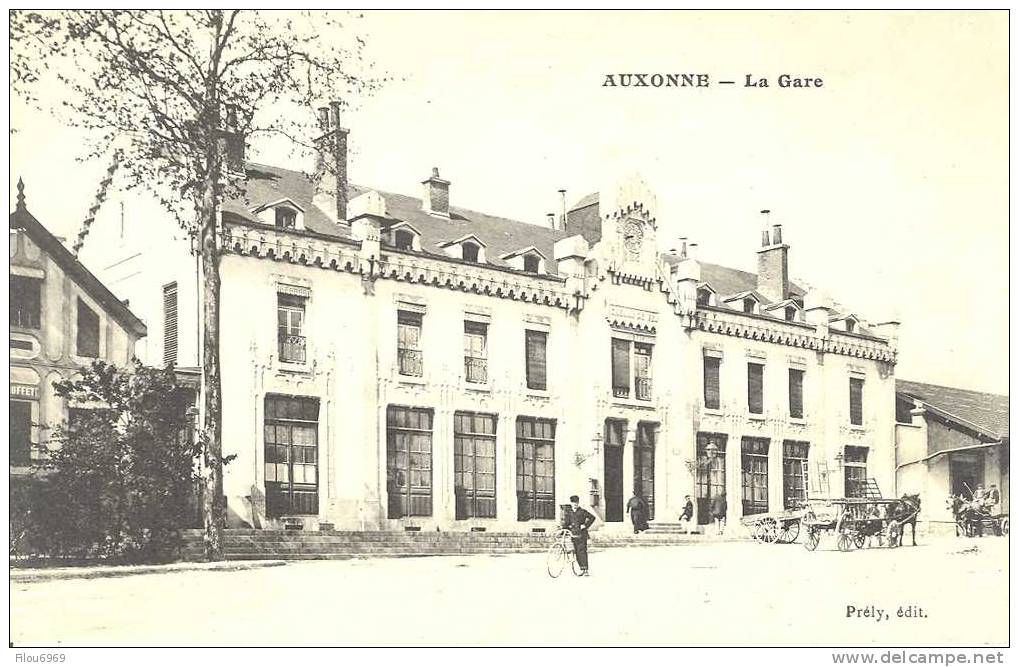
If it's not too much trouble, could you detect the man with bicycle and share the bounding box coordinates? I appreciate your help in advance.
[565,494,597,576]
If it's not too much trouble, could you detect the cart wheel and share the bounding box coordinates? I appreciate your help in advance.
[1000,517,1009,536]
[749,522,762,542]
[760,518,779,543]
[804,527,820,551]
[781,520,801,544]
[887,521,901,548]
[837,533,854,552]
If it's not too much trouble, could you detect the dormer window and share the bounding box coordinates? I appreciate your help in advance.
[462,242,480,263]
[275,207,297,230]
[785,306,797,322]
[523,254,540,273]
[394,229,415,251]
[743,298,756,314]
[845,319,856,334]
[439,234,487,263]
[697,289,712,307]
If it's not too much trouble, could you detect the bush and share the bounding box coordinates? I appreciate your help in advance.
[18,361,200,564]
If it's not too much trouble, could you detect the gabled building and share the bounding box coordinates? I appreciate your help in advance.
[9,182,147,476]
[78,104,898,532]
[895,380,1009,534]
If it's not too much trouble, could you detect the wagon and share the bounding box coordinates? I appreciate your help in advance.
[801,498,907,551]
[741,509,802,544]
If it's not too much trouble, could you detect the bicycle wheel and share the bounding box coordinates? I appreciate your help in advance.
[546,543,566,578]
[571,552,584,576]
[1000,517,1009,536]
[804,527,820,551]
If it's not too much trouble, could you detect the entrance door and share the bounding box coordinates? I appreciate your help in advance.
[696,433,727,525]
[604,419,625,522]
[950,453,983,499]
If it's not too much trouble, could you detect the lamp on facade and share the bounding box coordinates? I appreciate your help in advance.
[592,432,603,454]
[833,448,844,471]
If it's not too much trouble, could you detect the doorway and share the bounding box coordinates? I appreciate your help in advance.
[696,432,727,525]
[604,419,625,522]
[950,452,983,499]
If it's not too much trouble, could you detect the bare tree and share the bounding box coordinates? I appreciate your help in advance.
[10,10,384,560]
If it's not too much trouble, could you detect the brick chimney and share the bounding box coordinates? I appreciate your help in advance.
[422,168,450,217]
[313,101,349,223]
[756,210,789,303]
[219,103,245,175]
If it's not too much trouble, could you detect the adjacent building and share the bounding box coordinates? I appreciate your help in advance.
[895,380,1009,534]
[79,104,899,532]
[9,183,147,480]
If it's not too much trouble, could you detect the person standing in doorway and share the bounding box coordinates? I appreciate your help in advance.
[568,494,596,576]
[679,494,695,534]
[711,491,727,536]
[627,490,649,534]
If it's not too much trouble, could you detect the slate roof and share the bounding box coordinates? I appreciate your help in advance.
[897,380,1009,440]
[224,163,571,276]
[10,205,147,338]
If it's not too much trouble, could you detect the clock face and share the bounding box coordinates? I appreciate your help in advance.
[622,220,644,255]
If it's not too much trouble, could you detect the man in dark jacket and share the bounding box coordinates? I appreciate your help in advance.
[627,491,649,534]
[567,494,596,575]
[711,492,727,536]
[679,494,695,534]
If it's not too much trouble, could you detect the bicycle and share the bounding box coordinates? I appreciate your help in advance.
[546,528,585,578]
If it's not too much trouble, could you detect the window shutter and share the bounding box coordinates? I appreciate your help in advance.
[703,357,721,409]
[611,338,630,394]
[788,369,804,419]
[163,282,178,367]
[748,363,764,414]
[525,330,547,390]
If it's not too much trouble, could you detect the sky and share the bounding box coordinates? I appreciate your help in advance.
[8,10,1009,395]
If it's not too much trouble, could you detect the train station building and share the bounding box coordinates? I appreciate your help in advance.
[80,105,900,533]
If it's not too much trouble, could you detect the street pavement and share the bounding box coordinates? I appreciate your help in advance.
[9,535,1008,647]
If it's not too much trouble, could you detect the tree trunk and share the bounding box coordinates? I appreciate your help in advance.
[200,180,224,561]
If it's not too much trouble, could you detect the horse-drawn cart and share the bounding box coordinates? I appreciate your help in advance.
[949,495,1009,537]
[801,496,920,551]
[741,509,802,544]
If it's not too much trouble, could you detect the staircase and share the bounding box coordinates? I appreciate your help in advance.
[178,528,716,561]
[645,522,703,535]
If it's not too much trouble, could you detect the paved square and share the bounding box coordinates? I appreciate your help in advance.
[10,536,1008,646]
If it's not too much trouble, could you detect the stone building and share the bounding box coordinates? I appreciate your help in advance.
[79,106,899,532]
[9,183,147,479]
[895,380,1009,534]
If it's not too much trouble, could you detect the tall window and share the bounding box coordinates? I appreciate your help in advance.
[9,400,32,466]
[454,412,497,519]
[76,298,100,358]
[788,368,804,419]
[747,362,764,414]
[844,446,869,497]
[524,330,547,391]
[696,433,727,525]
[516,417,556,520]
[741,437,770,516]
[462,242,480,263]
[275,207,297,230]
[703,355,721,409]
[264,395,319,517]
[849,377,864,426]
[611,338,631,398]
[634,343,653,401]
[386,406,433,518]
[10,276,41,329]
[162,282,178,367]
[397,311,423,377]
[634,422,656,519]
[277,294,306,364]
[782,441,810,509]
[463,321,488,383]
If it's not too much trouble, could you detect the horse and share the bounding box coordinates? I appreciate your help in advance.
[888,493,921,546]
[947,494,986,537]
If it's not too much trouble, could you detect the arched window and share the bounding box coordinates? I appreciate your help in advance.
[785,306,797,322]
[275,207,297,230]
[523,254,540,273]
[394,229,415,251]
[697,288,711,306]
[845,319,856,333]
[462,242,480,263]
[743,298,755,314]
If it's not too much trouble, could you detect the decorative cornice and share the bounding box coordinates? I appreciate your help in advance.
[222,222,573,310]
